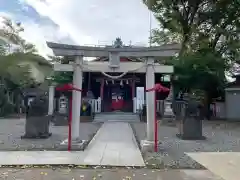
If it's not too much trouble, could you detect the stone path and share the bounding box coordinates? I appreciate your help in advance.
[83,122,145,166]
[187,152,240,180]
[0,122,144,167]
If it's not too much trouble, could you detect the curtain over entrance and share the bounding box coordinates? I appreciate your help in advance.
[102,82,132,112]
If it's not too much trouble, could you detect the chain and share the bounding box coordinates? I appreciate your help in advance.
[77,62,146,80]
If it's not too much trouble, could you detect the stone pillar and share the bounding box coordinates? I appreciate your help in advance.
[48,85,55,115]
[141,57,155,152]
[71,56,83,140]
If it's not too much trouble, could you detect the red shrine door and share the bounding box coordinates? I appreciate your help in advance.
[111,86,124,111]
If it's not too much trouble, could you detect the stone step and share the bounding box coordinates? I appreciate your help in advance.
[94,112,140,122]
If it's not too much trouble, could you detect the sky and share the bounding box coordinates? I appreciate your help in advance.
[0,0,158,57]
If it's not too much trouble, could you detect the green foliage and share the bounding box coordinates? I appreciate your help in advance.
[48,56,73,85]
[144,0,240,119]
[173,51,226,96]
[0,89,14,117]
[144,0,240,93]
[145,0,240,57]
[51,71,73,85]
[0,16,50,116]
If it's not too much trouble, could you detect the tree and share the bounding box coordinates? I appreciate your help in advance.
[0,16,40,87]
[144,0,240,119]
[48,56,73,85]
[144,0,240,56]
[0,16,49,116]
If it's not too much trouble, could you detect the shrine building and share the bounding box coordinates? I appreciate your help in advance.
[47,37,180,147]
[50,38,176,114]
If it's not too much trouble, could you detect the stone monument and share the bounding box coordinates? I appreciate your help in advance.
[176,93,206,140]
[52,94,69,126]
[22,94,52,139]
[163,84,175,118]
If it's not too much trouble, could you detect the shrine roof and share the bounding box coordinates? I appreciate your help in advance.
[47,42,180,52]
[46,42,181,57]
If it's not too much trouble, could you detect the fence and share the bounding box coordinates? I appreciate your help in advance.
[88,97,101,113]
[133,98,165,114]
[210,102,225,119]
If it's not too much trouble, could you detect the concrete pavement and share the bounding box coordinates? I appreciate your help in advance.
[0,168,223,180]
[0,122,144,167]
[187,152,240,180]
[84,122,145,166]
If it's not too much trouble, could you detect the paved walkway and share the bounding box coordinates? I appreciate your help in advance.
[83,122,145,166]
[0,122,145,167]
[187,152,240,180]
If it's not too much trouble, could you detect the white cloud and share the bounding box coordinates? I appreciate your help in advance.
[19,19,74,58]
[0,11,74,57]
[20,0,158,46]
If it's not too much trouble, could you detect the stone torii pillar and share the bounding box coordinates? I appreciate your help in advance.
[71,56,83,140]
[48,85,55,115]
[141,57,156,152]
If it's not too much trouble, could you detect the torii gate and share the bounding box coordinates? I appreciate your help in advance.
[47,42,180,151]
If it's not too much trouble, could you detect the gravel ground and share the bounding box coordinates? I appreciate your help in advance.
[0,168,223,180]
[0,118,102,151]
[131,121,240,169]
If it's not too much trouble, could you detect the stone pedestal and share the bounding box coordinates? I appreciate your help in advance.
[141,140,155,153]
[176,100,206,140]
[163,101,174,118]
[22,116,52,139]
[163,82,175,120]
[141,140,161,153]
[21,95,52,139]
[80,116,93,122]
[53,113,68,126]
[59,139,86,151]
[139,105,147,122]
[176,117,205,140]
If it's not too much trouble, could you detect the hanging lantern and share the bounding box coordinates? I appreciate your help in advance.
[126,80,129,84]
[112,80,114,84]
[105,80,108,85]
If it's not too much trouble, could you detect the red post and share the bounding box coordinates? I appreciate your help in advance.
[55,83,82,152]
[146,83,170,152]
[68,96,72,151]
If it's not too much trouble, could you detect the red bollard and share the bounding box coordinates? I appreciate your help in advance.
[146,83,170,152]
[56,83,82,151]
